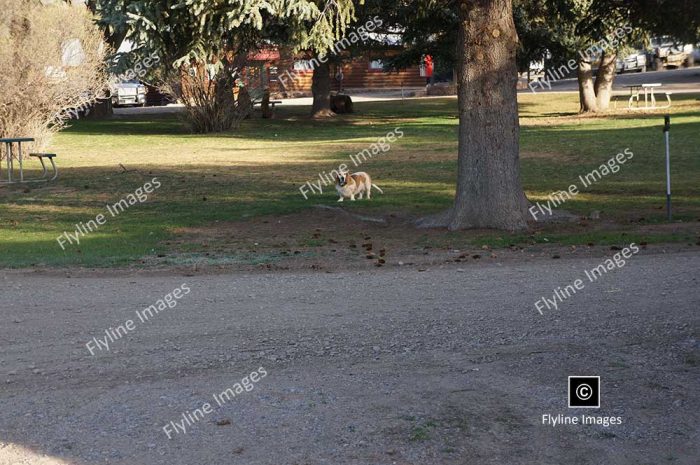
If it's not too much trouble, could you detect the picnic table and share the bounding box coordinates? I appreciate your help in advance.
[0,137,33,183]
[0,137,58,184]
[625,83,672,110]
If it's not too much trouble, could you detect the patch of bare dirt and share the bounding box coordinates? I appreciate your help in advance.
[112,208,700,274]
[16,207,699,279]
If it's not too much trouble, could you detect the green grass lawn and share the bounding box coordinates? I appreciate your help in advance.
[1,93,699,268]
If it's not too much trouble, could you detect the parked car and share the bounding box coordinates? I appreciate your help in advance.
[691,43,700,65]
[110,79,146,107]
[528,59,545,80]
[616,51,647,73]
[650,37,694,69]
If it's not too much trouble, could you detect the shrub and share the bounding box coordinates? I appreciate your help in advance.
[161,58,253,133]
[0,0,107,149]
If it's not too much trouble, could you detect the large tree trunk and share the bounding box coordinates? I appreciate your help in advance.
[419,0,527,231]
[577,58,599,112]
[594,51,617,111]
[311,61,334,118]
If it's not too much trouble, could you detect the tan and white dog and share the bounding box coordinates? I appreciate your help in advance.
[335,171,383,202]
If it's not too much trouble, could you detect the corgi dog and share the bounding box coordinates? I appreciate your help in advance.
[335,171,383,202]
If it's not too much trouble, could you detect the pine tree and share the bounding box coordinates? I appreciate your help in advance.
[93,0,358,130]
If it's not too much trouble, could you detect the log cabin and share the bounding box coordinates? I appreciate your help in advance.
[241,47,427,97]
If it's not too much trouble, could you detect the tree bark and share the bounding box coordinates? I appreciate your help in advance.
[577,58,598,112]
[261,88,273,118]
[418,0,527,231]
[594,51,617,111]
[311,61,334,118]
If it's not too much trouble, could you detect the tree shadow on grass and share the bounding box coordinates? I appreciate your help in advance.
[61,98,535,143]
[4,106,698,267]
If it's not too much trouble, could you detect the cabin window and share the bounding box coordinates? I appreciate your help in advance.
[368,59,384,70]
[293,60,313,71]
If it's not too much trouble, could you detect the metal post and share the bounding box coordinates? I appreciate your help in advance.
[7,143,13,183]
[663,114,671,221]
[18,141,23,182]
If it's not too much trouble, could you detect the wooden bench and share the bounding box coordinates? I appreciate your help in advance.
[29,153,58,181]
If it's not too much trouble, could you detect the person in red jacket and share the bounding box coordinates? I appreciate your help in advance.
[424,55,434,85]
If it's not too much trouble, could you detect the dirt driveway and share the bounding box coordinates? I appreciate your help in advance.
[1,250,698,465]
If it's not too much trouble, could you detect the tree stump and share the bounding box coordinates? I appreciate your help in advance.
[85,98,113,119]
[330,94,353,114]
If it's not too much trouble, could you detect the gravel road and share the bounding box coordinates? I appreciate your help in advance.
[1,251,698,465]
[530,65,700,92]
